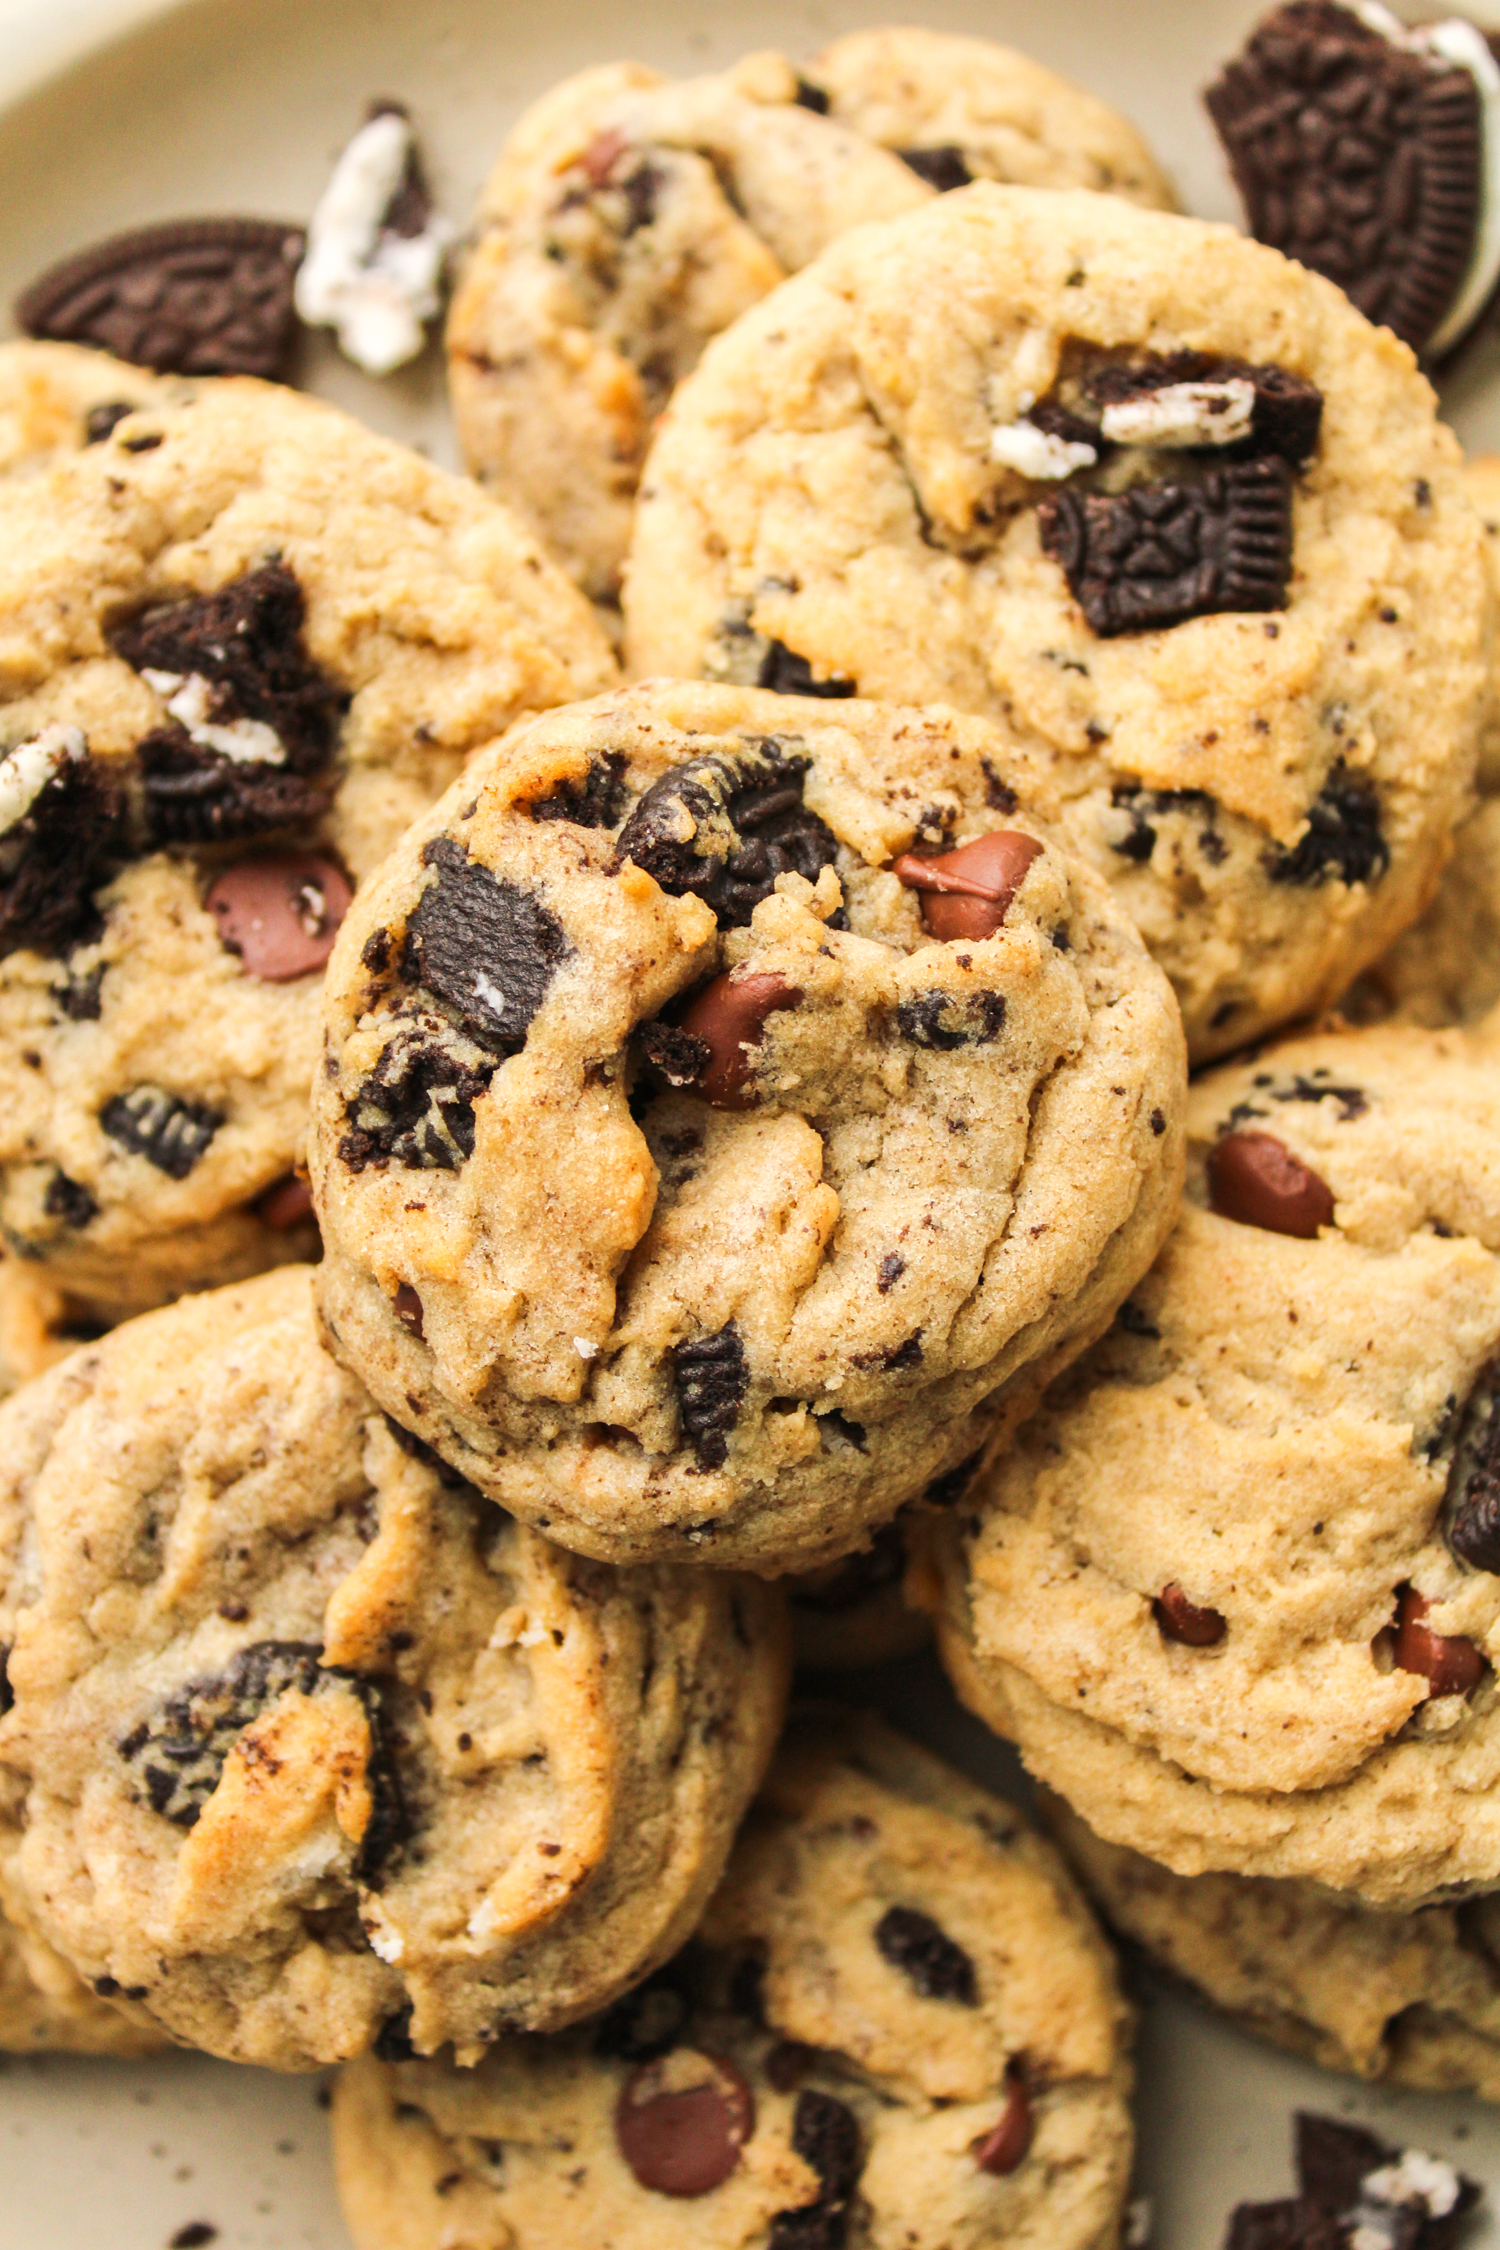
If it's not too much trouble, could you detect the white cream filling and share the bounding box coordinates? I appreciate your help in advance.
[295,110,452,376]
[0,723,85,836]
[1100,377,1256,447]
[990,420,1098,478]
[141,670,285,765]
[1361,2150,1463,2217]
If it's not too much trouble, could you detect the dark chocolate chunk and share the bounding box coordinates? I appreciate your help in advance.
[1266,761,1388,888]
[1445,1361,1500,1574]
[793,78,831,113]
[769,2090,864,2250]
[874,1904,978,2005]
[1207,1131,1335,1239]
[401,837,569,1055]
[672,1323,749,1468]
[593,1968,690,2063]
[44,1170,97,1230]
[134,732,331,847]
[896,988,1007,1050]
[528,752,629,830]
[339,1022,495,1173]
[756,641,857,698]
[1205,0,1483,355]
[205,853,351,981]
[614,740,838,927]
[84,401,138,445]
[0,740,123,960]
[1038,458,1294,634]
[614,2052,755,2198]
[897,145,974,192]
[1391,1584,1485,1698]
[891,829,1044,941]
[101,1086,222,1179]
[974,2075,1034,2178]
[876,1253,905,1294]
[16,218,305,379]
[1153,1581,1228,1647]
[674,970,802,1109]
[1084,352,1323,467]
[639,1019,714,1091]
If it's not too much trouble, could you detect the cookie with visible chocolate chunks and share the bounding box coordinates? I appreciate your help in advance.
[330,1713,1134,2250]
[0,377,614,1323]
[624,183,1489,1063]
[918,1020,1500,1910]
[0,341,190,484]
[0,1268,788,2070]
[309,679,1185,1576]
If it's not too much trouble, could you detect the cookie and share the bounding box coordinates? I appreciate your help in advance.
[1207,0,1500,360]
[795,26,1176,207]
[0,378,615,1323]
[0,1902,167,2057]
[308,678,1186,1575]
[0,340,190,483]
[918,1020,1500,1909]
[624,184,1490,1064]
[787,1513,929,1672]
[1343,795,1500,1030]
[331,1711,1134,2250]
[445,60,931,602]
[1046,1794,1500,2101]
[0,1267,789,2070]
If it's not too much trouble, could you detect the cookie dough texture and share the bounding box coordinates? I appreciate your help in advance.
[0,340,187,482]
[1346,795,1500,1031]
[625,185,1488,1062]
[0,1906,167,2056]
[0,379,615,1321]
[921,1021,1500,1908]
[0,1268,789,2069]
[1046,1796,1500,2101]
[446,61,932,603]
[799,26,1176,207]
[310,679,1186,1575]
[332,1713,1134,2250]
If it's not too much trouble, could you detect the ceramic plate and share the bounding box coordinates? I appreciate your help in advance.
[2,1,1500,2242]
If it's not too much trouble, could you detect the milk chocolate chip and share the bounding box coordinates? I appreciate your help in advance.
[1207,1131,1334,1238]
[1153,1581,1227,1648]
[614,2052,755,2197]
[974,2074,1034,2178]
[253,1174,315,1231]
[1392,1584,1485,1698]
[676,971,801,1110]
[891,831,1044,941]
[206,853,351,981]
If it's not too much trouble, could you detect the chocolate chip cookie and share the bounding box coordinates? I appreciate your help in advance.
[0,340,186,482]
[0,378,615,1325]
[918,1020,1500,1908]
[0,1267,788,2069]
[624,185,1490,1063]
[331,1711,1134,2250]
[0,1903,168,2056]
[445,60,932,602]
[308,679,1186,1575]
[1047,1794,1500,2101]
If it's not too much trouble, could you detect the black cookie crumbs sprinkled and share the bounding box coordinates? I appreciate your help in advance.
[1039,458,1294,635]
[100,1087,222,1179]
[639,1020,713,1090]
[756,641,857,698]
[896,989,1007,1051]
[528,752,629,830]
[0,1647,11,1718]
[671,1323,749,1468]
[1266,761,1388,887]
[614,740,838,927]
[981,760,1019,814]
[44,1170,97,1230]
[169,2226,219,2248]
[340,1023,495,1173]
[897,145,973,192]
[1271,1073,1368,1121]
[402,837,570,1054]
[874,1904,978,2005]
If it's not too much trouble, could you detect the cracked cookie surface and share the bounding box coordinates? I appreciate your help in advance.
[331,1712,1133,2250]
[309,679,1185,1575]
[624,184,1488,1063]
[0,1267,787,2069]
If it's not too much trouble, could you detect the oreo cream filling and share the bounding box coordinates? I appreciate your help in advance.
[295,109,451,375]
[141,670,285,765]
[0,724,85,837]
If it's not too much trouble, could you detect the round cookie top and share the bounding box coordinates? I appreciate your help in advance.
[796,26,1177,207]
[0,1267,789,2070]
[923,1020,1500,1908]
[445,60,932,602]
[0,341,189,483]
[331,1712,1134,2250]
[0,378,615,1319]
[1047,1793,1500,2102]
[624,183,1489,1063]
[308,678,1186,1574]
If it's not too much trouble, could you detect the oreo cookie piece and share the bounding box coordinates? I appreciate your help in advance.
[1206,0,1498,357]
[0,725,125,959]
[1038,458,1295,635]
[15,218,305,379]
[401,837,571,1055]
[100,1086,223,1179]
[613,739,839,926]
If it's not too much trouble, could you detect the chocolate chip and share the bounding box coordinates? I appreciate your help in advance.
[340,1022,495,1173]
[768,2091,864,2250]
[1038,458,1294,634]
[16,218,305,378]
[614,741,838,928]
[392,1284,425,1340]
[1391,1584,1485,1698]
[205,853,351,982]
[793,78,830,113]
[614,2052,755,2198]
[529,752,629,830]
[974,2075,1034,2178]
[84,401,137,445]
[876,1253,905,1294]
[638,1020,714,1092]
[1082,352,1323,468]
[756,642,856,698]
[101,1087,222,1179]
[1444,1364,1500,1574]
[897,145,974,192]
[874,1905,977,2005]
[44,1170,96,1230]
[672,1323,749,1469]
[593,1970,690,2063]
[1153,1582,1228,1647]
[1207,1131,1334,1238]
[401,837,569,1055]
[1206,2,1483,354]
[0,741,124,960]
[672,970,802,1109]
[891,829,1044,942]
[252,1174,315,1232]
[1266,762,1388,888]
[895,988,1007,1050]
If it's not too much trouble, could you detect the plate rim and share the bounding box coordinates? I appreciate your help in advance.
[0,0,192,111]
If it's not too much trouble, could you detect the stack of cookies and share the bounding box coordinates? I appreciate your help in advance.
[3,10,1500,2246]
